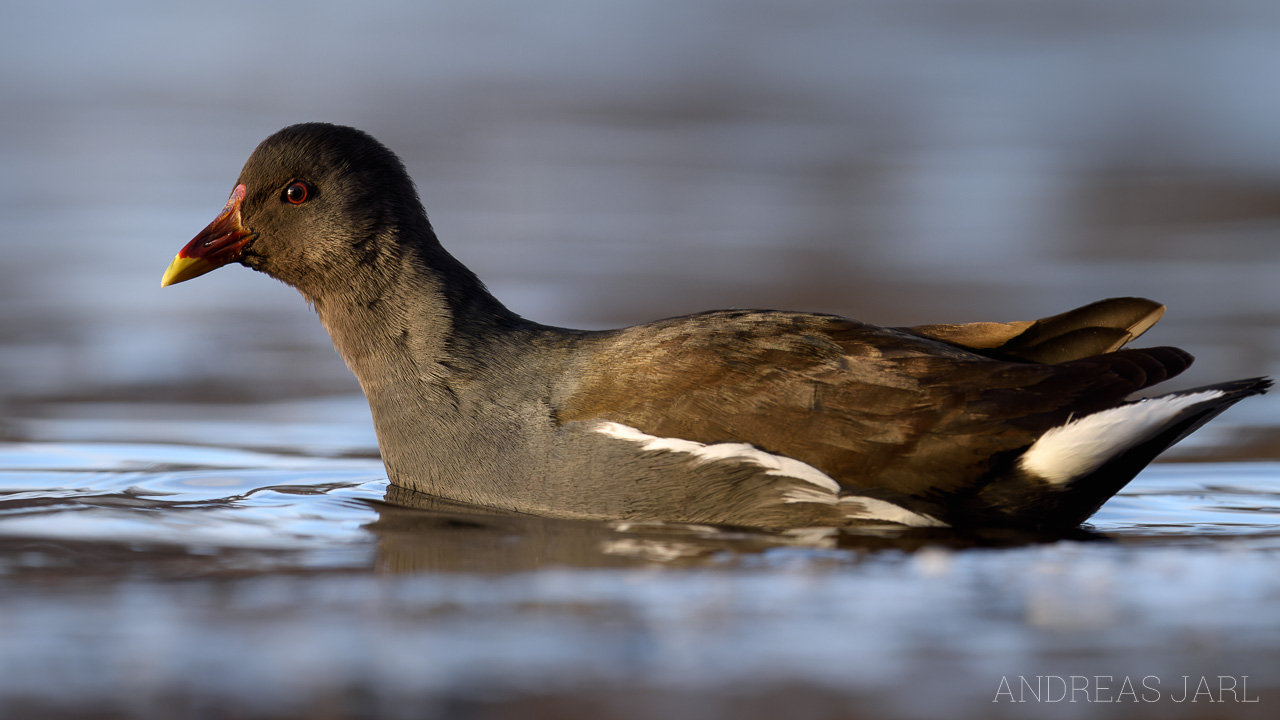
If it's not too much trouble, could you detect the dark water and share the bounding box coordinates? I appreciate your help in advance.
[2,435,1280,712]
[3,439,1280,719]
[4,1,1280,718]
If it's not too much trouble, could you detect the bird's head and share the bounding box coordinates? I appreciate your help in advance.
[161,123,431,300]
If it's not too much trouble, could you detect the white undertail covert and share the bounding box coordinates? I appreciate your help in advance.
[1018,390,1226,485]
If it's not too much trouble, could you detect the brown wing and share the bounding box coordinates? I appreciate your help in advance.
[560,303,1189,499]
[904,297,1166,363]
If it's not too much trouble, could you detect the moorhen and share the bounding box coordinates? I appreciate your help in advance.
[161,123,1268,531]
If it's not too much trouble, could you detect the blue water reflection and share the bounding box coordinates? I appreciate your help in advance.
[2,440,1278,718]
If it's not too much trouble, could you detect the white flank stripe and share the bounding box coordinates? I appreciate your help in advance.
[839,496,948,528]
[1019,390,1226,486]
[594,421,841,493]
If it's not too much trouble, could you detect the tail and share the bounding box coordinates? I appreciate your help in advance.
[970,376,1271,530]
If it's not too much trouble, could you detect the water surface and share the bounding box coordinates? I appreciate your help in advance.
[2,437,1279,719]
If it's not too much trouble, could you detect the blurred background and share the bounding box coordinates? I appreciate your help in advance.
[3,2,1280,718]
[3,0,1280,410]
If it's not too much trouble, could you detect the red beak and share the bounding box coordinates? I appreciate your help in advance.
[160,184,255,287]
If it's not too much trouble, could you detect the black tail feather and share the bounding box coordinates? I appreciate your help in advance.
[959,376,1271,531]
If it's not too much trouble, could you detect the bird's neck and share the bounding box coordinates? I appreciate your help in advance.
[310,241,526,395]
[306,236,558,500]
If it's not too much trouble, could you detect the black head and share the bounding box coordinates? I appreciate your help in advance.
[161,123,438,300]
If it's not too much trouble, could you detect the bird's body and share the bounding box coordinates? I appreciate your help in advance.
[162,123,1268,532]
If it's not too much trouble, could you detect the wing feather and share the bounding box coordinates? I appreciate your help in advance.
[562,302,1189,499]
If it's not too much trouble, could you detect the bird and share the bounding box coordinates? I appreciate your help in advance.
[160,122,1269,533]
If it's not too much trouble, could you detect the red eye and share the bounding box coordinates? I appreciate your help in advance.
[284,181,310,204]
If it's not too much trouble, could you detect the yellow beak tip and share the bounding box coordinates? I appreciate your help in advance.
[160,255,216,288]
